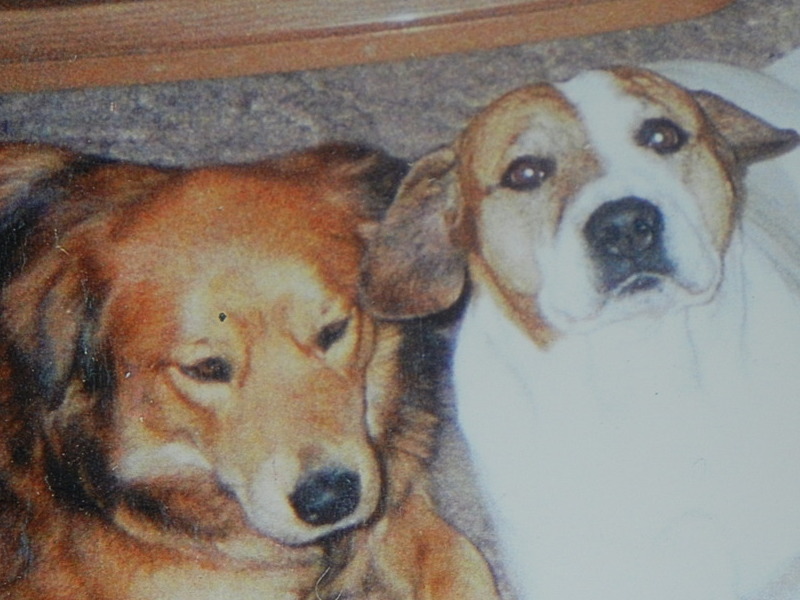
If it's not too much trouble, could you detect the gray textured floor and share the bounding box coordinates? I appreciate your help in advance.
[2,0,800,597]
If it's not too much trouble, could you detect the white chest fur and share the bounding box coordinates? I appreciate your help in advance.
[447,54,800,600]
[454,226,800,600]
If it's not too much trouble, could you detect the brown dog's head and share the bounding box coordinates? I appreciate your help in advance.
[0,142,408,546]
[361,68,799,343]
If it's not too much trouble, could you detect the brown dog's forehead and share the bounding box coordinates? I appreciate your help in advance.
[122,169,359,241]
[108,168,364,282]
[96,168,368,362]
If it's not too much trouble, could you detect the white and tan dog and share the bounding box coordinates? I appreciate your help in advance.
[362,52,800,600]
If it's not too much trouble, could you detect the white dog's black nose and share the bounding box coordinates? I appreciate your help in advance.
[290,468,361,526]
[583,197,673,293]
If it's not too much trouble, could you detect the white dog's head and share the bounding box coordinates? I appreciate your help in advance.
[361,67,799,342]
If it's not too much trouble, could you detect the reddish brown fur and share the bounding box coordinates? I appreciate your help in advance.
[0,142,498,599]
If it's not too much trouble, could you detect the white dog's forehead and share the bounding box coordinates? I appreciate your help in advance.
[556,70,683,166]
[556,70,645,124]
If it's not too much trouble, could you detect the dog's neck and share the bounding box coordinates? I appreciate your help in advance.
[467,254,557,348]
[453,223,800,600]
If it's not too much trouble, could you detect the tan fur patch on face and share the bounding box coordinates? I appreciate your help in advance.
[455,84,601,339]
[606,67,738,248]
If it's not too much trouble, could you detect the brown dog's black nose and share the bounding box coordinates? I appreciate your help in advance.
[583,197,673,293]
[290,468,361,527]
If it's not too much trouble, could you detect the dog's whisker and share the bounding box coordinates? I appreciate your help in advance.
[314,566,342,600]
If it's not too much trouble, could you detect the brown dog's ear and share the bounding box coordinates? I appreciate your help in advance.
[0,144,75,287]
[0,143,115,409]
[2,251,106,410]
[274,142,410,221]
[360,146,468,319]
[0,143,117,287]
[693,90,800,165]
[0,477,32,586]
[331,144,411,222]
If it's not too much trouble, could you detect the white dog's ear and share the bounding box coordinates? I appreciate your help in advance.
[693,90,800,165]
[360,146,468,319]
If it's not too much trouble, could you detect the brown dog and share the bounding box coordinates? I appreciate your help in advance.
[0,142,498,599]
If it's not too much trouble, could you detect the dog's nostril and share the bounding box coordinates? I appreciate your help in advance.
[289,468,361,527]
[584,197,663,259]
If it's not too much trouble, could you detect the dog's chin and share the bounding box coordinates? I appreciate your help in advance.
[542,273,721,335]
[238,503,366,547]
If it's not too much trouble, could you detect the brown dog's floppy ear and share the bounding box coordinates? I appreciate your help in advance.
[693,90,800,165]
[304,142,409,221]
[0,143,115,409]
[0,144,117,287]
[360,146,468,319]
[326,143,411,222]
[275,142,410,221]
[2,251,105,410]
[0,144,75,287]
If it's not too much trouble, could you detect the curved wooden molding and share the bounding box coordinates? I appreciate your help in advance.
[1,0,735,92]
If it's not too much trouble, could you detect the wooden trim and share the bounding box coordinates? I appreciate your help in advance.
[0,0,735,93]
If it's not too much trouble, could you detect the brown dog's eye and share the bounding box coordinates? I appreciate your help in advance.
[181,357,233,383]
[636,118,688,154]
[316,318,350,352]
[500,156,555,191]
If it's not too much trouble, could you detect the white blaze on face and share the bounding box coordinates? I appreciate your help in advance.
[535,71,723,333]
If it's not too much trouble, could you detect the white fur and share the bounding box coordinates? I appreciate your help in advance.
[456,53,800,600]
[538,73,723,331]
[220,453,313,545]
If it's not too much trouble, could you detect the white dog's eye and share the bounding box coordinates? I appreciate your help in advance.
[316,318,350,352]
[636,118,688,154]
[180,357,233,383]
[500,156,555,191]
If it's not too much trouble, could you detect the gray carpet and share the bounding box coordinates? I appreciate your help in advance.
[2,0,800,597]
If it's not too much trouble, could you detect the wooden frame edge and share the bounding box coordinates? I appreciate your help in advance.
[1,0,734,93]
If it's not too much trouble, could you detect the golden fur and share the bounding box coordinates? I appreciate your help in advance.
[0,142,497,599]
